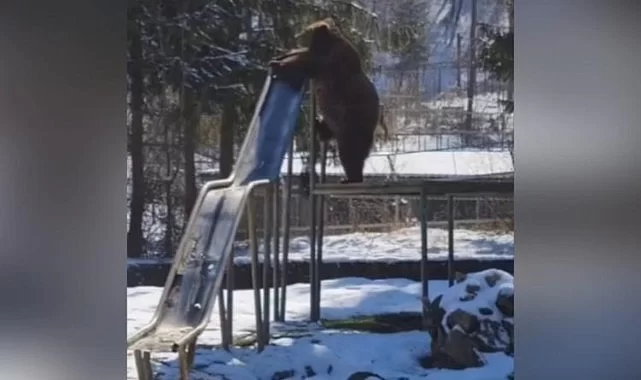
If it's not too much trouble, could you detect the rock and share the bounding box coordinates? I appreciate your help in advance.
[440,327,485,369]
[422,294,443,315]
[425,269,514,370]
[346,371,385,380]
[485,271,503,287]
[423,295,445,341]
[304,365,316,377]
[430,294,443,308]
[502,320,514,356]
[465,283,481,294]
[418,353,436,369]
[459,293,475,302]
[272,370,295,380]
[474,320,507,352]
[446,309,479,334]
[496,291,514,317]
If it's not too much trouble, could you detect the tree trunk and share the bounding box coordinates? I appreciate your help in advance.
[182,88,201,218]
[162,99,174,257]
[127,6,145,259]
[464,0,477,146]
[219,101,236,179]
[506,0,514,105]
[456,33,462,88]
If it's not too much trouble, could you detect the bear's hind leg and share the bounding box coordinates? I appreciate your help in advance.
[337,132,369,184]
[315,118,334,142]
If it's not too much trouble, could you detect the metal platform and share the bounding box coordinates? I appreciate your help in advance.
[312,174,514,197]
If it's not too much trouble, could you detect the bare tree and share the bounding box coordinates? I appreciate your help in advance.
[127,1,145,258]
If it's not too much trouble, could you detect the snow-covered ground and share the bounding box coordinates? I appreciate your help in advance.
[387,92,514,136]
[234,225,514,264]
[422,91,510,116]
[127,277,514,380]
[280,150,513,178]
[129,226,513,267]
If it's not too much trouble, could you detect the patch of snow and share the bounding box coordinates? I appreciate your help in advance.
[237,225,513,264]
[277,150,514,178]
[127,277,513,380]
[128,225,513,267]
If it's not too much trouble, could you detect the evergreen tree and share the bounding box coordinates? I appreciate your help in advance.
[478,0,513,113]
[126,0,379,257]
[478,24,512,111]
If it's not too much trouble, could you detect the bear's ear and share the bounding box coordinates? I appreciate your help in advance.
[314,23,330,36]
[321,17,336,28]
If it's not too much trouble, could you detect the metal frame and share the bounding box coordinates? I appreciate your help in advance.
[132,174,512,379]
[307,81,320,321]
[300,172,514,324]
[262,184,272,346]
[272,181,281,321]
[313,141,328,321]
[278,141,294,322]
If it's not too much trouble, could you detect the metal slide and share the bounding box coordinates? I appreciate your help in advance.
[127,69,306,353]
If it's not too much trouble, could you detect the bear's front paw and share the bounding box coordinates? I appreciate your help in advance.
[340,176,364,184]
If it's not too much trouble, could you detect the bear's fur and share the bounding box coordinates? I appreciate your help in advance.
[269,18,383,183]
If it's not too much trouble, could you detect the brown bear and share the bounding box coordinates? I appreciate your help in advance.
[269,18,385,183]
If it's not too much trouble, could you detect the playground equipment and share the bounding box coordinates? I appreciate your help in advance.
[126,67,514,380]
[126,68,307,379]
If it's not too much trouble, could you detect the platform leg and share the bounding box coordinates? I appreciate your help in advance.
[280,142,294,321]
[226,251,234,347]
[247,199,264,352]
[447,195,455,287]
[262,185,273,344]
[178,344,191,380]
[187,340,197,367]
[314,141,328,320]
[419,186,429,329]
[133,350,146,380]
[308,84,319,322]
[142,351,152,380]
[272,181,281,321]
[218,286,228,349]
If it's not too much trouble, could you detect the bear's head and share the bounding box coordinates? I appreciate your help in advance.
[296,18,340,56]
